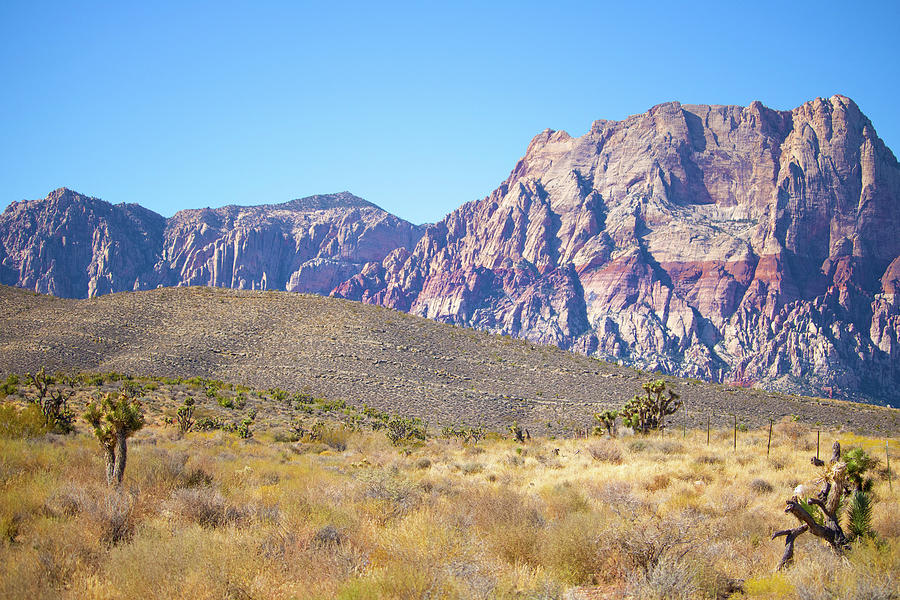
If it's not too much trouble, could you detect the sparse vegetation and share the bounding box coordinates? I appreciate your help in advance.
[442,424,485,445]
[0,372,896,599]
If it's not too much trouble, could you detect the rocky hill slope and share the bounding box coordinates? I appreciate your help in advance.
[334,96,900,404]
[0,189,423,297]
[1,284,896,434]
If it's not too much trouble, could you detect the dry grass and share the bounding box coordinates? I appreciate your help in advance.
[0,405,898,599]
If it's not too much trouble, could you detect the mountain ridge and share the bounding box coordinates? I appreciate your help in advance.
[2,95,899,404]
[0,187,424,298]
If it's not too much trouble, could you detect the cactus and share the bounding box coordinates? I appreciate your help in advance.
[442,424,485,445]
[83,387,145,486]
[385,415,426,446]
[237,417,253,439]
[508,421,527,443]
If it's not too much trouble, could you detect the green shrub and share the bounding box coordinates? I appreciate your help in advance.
[318,398,347,412]
[292,391,315,406]
[385,416,426,446]
[846,490,874,540]
[0,374,19,398]
[79,372,107,386]
[195,416,223,431]
[268,388,289,403]
[0,403,48,438]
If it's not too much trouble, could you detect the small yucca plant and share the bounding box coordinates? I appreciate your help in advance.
[846,490,874,540]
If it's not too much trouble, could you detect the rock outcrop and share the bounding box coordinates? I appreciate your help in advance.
[333,96,900,404]
[0,189,423,298]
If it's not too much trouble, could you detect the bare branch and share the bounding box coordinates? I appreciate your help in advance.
[774,524,808,571]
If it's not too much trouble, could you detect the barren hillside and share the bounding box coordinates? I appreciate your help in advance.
[0,284,896,434]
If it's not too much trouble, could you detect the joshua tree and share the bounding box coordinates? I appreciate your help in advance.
[175,397,195,435]
[385,415,427,446]
[84,390,145,486]
[24,367,75,433]
[593,410,618,437]
[509,421,529,443]
[620,380,682,433]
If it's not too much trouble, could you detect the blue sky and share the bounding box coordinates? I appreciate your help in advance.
[2,0,898,225]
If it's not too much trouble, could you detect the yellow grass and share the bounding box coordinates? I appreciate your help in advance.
[0,413,898,599]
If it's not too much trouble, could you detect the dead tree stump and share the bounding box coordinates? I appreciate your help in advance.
[772,441,850,570]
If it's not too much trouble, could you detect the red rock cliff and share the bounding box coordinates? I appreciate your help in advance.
[333,96,900,404]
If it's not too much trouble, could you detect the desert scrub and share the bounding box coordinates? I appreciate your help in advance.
[385,415,426,446]
[0,374,19,398]
[165,487,249,527]
[0,402,48,438]
[588,439,623,463]
[0,408,896,600]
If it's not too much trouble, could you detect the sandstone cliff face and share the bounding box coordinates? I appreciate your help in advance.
[333,96,900,404]
[156,193,423,294]
[0,188,166,297]
[0,190,423,299]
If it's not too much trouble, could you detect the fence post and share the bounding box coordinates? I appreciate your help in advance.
[816,429,820,462]
[707,415,710,446]
[888,441,893,493]
[767,419,773,458]
[733,414,737,452]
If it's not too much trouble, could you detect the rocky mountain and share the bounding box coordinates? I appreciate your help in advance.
[0,189,424,298]
[333,95,900,404]
[3,95,899,404]
[0,188,167,297]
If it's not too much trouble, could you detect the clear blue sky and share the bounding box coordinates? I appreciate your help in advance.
[2,0,898,225]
